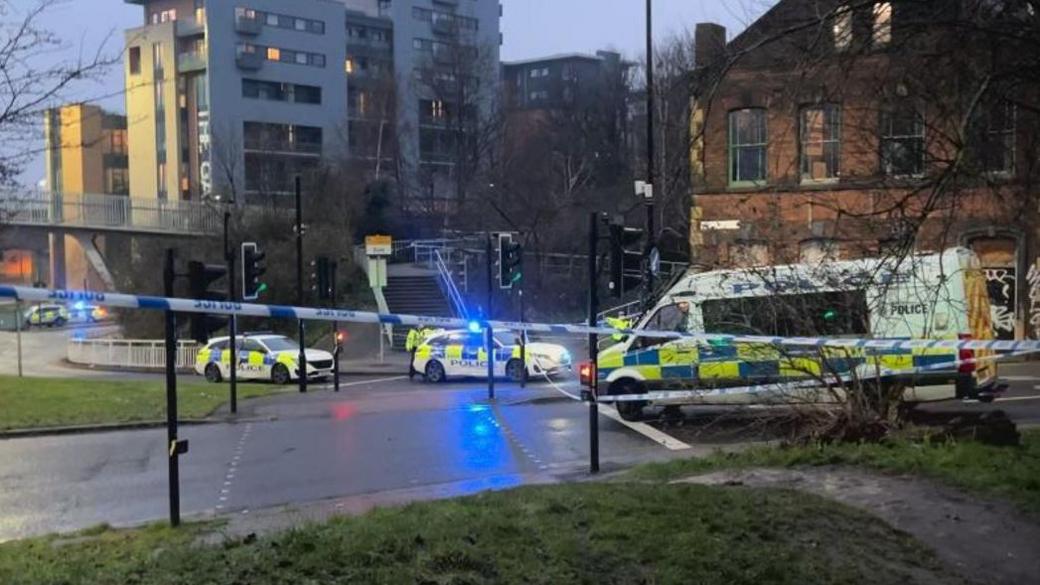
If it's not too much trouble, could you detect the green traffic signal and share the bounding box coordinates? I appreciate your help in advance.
[822,309,837,321]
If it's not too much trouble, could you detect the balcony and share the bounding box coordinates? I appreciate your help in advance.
[177,52,207,73]
[243,140,322,157]
[236,51,262,70]
[235,14,261,35]
[175,18,205,37]
[432,18,454,35]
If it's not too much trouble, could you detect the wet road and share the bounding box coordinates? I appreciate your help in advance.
[0,377,673,541]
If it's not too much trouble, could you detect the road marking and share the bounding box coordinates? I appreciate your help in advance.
[600,406,691,451]
[1004,376,1040,381]
[999,395,1040,403]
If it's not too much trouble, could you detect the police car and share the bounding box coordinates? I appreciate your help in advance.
[23,304,69,328]
[194,333,335,384]
[411,329,572,383]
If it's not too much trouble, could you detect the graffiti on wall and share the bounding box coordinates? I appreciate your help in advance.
[984,268,1017,340]
[1028,262,1040,339]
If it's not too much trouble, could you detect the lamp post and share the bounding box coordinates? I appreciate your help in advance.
[644,0,656,308]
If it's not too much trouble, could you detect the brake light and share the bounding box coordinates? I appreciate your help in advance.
[958,333,975,374]
[578,361,595,386]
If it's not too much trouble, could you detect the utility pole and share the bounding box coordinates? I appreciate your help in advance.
[587,213,600,474]
[331,260,340,393]
[295,175,307,393]
[224,209,237,414]
[644,0,656,307]
[163,249,182,526]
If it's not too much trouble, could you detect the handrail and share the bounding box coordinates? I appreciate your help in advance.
[433,249,469,319]
[0,190,221,235]
[597,299,643,321]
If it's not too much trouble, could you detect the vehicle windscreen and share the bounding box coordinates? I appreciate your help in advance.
[261,337,299,351]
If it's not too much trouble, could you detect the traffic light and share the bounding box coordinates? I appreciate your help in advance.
[241,242,267,301]
[498,233,523,289]
[310,256,333,300]
[608,221,644,298]
[187,260,227,343]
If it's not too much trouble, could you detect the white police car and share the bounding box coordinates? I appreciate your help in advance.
[411,329,572,383]
[194,334,335,384]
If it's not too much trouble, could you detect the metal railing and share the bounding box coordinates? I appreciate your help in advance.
[433,249,469,319]
[0,190,221,235]
[67,338,201,370]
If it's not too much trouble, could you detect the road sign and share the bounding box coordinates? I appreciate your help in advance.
[368,257,387,288]
[365,234,392,256]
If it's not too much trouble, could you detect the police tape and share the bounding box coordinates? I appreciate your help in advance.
[3,283,1040,354]
[596,348,1030,403]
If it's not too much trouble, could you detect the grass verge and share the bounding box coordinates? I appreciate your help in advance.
[630,429,1040,514]
[0,483,961,585]
[0,375,286,431]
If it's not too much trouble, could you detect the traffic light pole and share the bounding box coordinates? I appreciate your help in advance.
[295,175,307,394]
[587,213,600,474]
[163,249,181,526]
[224,210,237,414]
[331,260,340,393]
[485,234,494,400]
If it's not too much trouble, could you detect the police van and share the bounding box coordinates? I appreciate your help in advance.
[592,248,1000,420]
[194,333,335,384]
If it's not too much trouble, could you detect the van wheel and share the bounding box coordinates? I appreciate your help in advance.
[204,363,223,383]
[612,379,647,422]
[272,364,291,385]
[505,359,527,383]
[425,360,447,383]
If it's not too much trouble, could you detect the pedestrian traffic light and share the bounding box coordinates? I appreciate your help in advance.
[609,221,644,298]
[310,256,333,300]
[187,260,227,343]
[498,234,523,289]
[241,242,266,301]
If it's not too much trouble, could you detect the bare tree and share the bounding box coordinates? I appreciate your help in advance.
[0,0,117,187]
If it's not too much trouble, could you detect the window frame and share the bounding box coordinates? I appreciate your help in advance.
[799,103,842,183]
[727,108,768,187]
[879,105,926,178]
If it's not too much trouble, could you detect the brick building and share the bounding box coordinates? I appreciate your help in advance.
[688,0,1040,339]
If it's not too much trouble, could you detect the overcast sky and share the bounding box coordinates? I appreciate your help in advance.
[19,0,769,185]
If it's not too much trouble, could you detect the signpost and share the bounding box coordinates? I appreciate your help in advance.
[366,235,391,362]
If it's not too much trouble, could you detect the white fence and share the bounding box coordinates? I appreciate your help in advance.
[67,338,201,371]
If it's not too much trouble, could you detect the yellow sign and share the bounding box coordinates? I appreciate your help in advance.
[365,234,392,256]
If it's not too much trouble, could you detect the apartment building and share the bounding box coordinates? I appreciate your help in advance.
[502,51,624,111]
[688,0,1040,339]
[40,104,128,289]
[124,0,347,203]
[342,0,502,212]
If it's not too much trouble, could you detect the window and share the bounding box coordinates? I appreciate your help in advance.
[128,46,141,75]
[800,104,841,181]
[529,90,548,101]
[242,339,266,353]
[880,106,925,176]
[728,109,767,184]
[239,7,324,34]
[294,84,321,104]
[345,58,354,73]
[529,67,549,78]
[833,6,853,50]
[975,100,1016,175]
[702,291,868,337]
[105,168,129,194]
[873,2,892,47]
[110,132,127,154]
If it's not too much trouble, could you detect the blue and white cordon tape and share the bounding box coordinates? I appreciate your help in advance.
[4,284,1040,354]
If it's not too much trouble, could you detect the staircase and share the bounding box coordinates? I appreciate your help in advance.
[383,273,456,347]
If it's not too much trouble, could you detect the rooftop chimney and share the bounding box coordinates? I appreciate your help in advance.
[694,23,727,69]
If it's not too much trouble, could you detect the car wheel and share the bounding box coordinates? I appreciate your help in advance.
[612,379,647,422]
[53,317,66,328]
[204,363,223,383]
[425,360,446,383]
[505,359,527,383]
[272,364,291,385]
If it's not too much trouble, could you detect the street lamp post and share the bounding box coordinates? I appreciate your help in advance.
[644,0,656,308]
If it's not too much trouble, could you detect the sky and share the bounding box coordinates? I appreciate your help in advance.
[18,0,769,185]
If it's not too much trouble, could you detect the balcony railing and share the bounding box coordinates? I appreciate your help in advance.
[0,191,221,235]
[243,140,322,156]
[177,51,207,72]
[235,14,261,35]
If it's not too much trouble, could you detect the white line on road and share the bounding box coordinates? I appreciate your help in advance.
[315,376,408,391]
[599,406,691,451]
[1003,376,1040,381]
[999,395,1040,403]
